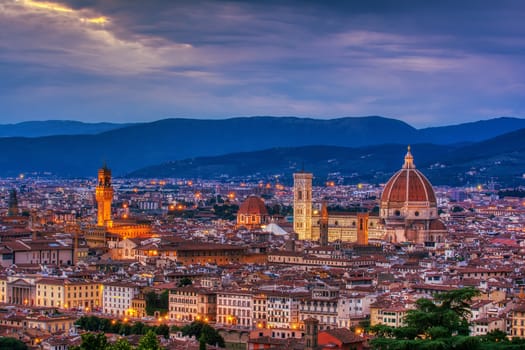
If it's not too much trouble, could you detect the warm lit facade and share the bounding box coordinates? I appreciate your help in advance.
[26,314,77,333]
[293,172,313,240]
[131,294,147,318]
[96,165,114,227]
[310,211,383,243]
[0,239,75,267]
[511,303,525,338]
[102,281,142,317]
[237,195,270,229]
[253,292,268,328]
[297,147,448,245]
[337,292,377,328]
[93,165,152,242]
[6,275,37,305]
[370,303,408,328]
[36,278,102,310]
[169,286,216,323]
[266,290,308,329]
[139,242,254,266]
[0,276,6,303]
[217,290,253,328]
[298,285,339,330]
[380,147,446,244]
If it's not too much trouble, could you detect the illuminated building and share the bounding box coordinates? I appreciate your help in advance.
[236,195,270,229]
[85,164,152,246]
[102,281,142,317]
[293,172,313,240]
[26,314,77,333]
[169,286,216,323]
[302,147,447,245]
[0,277,6,303]
[217,290,253,327]
[35,278,102,310]
[266,289,309,329]
[95,164,113,227]
[135,241,263,266]
[299,284,339,330]
[380,146,446,244]
[319,201,328,246]
[0,239,75,268]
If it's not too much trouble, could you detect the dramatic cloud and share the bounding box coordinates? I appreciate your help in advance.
[1,0,524,126]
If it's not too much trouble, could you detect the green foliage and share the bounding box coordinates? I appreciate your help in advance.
[108,338,134,350]
[452,206,465,212]
[370,287,488,350]
[393,326,419,340]
[75,316,168,338]
[212,204,238,220]
[145,290,169,316]
[155,324,170,339]
[178,277,193,287]
[181,321,225,347]
[370,324,395,338]
[199,335,207,350]
[0,337,28,350]
[131,322,147,335]
[480,330,509,343]
[71,333,109,350]
[358,319,371,332]
[137,330,161,350]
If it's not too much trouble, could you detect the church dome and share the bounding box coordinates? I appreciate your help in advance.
[380,147,438,220]
[238,195,268,216]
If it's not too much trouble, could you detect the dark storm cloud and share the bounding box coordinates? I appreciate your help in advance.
[1,0,524,125]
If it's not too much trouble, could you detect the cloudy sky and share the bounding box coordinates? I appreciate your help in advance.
[1,0,524,127]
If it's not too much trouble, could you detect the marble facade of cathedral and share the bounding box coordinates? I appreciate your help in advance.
[294,147,447,245]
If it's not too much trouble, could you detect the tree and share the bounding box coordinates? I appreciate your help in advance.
[71,333,109,350]
[0,337,28,350]
[145,291,169,316]
[480,329,508,343]
[370,287,482,349]
[131,321,147,335]
[137,330,162,350]
[156,324,170,339]
[182,321,225,347]
[178,276,192,287]
[108,338,134,350]
[199,335,207,350]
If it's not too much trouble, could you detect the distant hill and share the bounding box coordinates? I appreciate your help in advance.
[129,129,525,186]
[0,116,524,181]
[419,117,525,144]
[127,143,456,182]
[0,120,130,137]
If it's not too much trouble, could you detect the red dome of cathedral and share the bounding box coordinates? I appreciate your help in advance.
[237,195,269,229]
[238,195,268,216]
[380,147,438,220]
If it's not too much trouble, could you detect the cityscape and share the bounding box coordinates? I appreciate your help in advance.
[0,146,524,349]
[2,1,525,350]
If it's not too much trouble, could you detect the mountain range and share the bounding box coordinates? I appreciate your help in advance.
[0,120,131,137]
[128,128,525,186]
[0,116,524,185]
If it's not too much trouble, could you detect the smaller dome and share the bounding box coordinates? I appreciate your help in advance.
[429,219,446,231]
[238,196,268,216]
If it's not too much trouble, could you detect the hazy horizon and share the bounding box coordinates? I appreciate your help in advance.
[1,115,525,129]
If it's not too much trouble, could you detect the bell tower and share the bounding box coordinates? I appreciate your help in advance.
[357,212,369,245]
[319,201,329,246]
[96,164,113,227]
[293,171,313,240]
